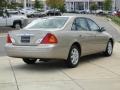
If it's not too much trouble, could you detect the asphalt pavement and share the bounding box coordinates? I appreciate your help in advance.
[0,43,120,90]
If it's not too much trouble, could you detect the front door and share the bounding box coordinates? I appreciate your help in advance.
[87,18,107,53]
[0,10,6,26]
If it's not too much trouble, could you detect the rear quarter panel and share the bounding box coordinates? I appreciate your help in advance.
[52,30,81,59]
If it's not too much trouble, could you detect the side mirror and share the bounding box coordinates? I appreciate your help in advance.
[99,27,106,32]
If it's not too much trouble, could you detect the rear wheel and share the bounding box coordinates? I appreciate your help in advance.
[31,14,34,18]
[104,40,113,56]
[14,23,22,29]
[66,45,80,68]
[23,58,37,64]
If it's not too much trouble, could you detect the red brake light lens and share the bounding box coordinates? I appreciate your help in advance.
[7,34,12,43]
[41,33,58,44]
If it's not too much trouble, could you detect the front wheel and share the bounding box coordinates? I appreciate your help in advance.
[66,45,80,68]
[23,58,37,64]
[104,40,113,56]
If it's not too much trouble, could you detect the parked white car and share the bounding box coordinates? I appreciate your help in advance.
[75,9,90,14]
[19,8,36,15]
[6,9,19,15]
[0,10,28,29]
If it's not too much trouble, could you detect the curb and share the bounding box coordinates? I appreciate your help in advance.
[0,33,7,37]
[107,18,120,33]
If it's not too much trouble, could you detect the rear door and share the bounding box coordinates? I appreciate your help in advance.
[6,16,16,26]
[71,17,97,56]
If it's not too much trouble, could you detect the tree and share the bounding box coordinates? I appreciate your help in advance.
[103,0,112,11]
[46,0,56,9]
[57,0,65,12]
[0,0,23,9]
[46,0,65,12]
[8,1,17,9]
[34,0,43,9]
[90,3,97,10]
[0,0,7,9]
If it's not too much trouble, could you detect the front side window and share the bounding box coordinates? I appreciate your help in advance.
[71,18,89,31]
[24,17,68,30]
[87,19,100,31]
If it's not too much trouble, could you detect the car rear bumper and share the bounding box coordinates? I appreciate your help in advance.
[5,44,68,60]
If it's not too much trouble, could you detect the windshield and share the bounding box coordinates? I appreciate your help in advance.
[24,17,68,30]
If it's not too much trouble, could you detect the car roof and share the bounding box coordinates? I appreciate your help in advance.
[60,16,92,20]
[34,16,91,24]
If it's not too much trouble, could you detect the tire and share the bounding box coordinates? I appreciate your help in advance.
[14,23,22,29]
[66,45,80,68]
[23,58,37,64]
[104,40,113,56]
[31,15,34,18]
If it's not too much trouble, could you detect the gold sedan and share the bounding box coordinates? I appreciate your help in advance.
[5,16,114,68]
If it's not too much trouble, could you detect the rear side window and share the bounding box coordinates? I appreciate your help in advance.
[71,18,89,31]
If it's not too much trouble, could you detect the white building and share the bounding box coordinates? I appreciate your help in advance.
[7,0,33,7]
[8,0,120,11]
[7,0,22,3]
[65,0,104,12]
[114,0,120,10]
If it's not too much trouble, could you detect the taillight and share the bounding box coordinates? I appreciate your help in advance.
[7,34,12,43]
[41,33,58,44]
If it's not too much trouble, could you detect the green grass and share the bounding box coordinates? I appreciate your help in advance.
[107,16,120,43]
[110,16,120,26]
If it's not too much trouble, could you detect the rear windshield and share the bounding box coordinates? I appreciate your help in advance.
[24,17,68,30]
